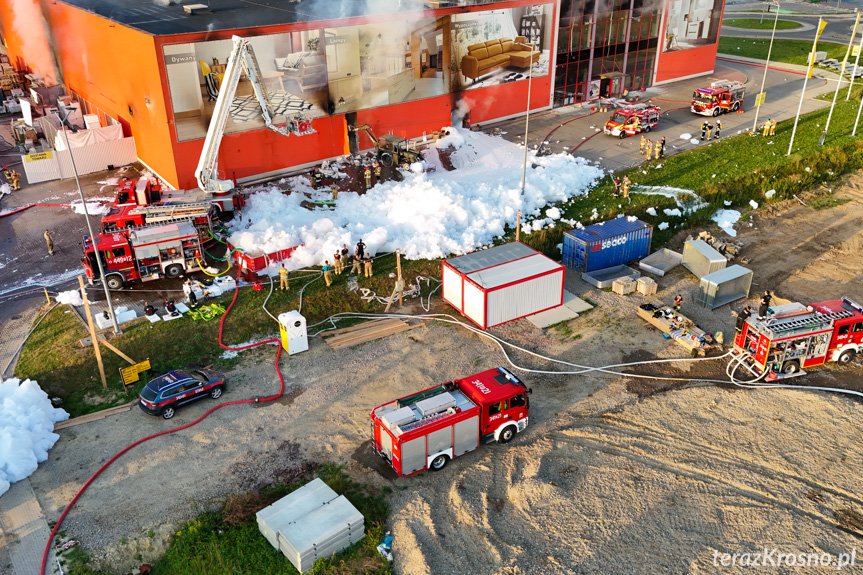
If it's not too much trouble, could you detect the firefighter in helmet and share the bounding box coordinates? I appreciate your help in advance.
[621,175,631,198]
[374,162,381,180]
[700,121,709,141]
[364,166,372,189]
[645,140,653,161]
[640,135,647,156]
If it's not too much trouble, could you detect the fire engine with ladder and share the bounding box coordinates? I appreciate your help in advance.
[102,177,216,237]
[370,367,532,476]
[194,35,314,212]
[81,221,204,289]
[733,297,863,380]
[691,80,745,117]
[603,103,661,138]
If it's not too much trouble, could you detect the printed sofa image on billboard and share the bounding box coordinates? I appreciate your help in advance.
[325,17,450,116]
[662,0,724,53]
[164,32,330,142]
[451,4,552,91]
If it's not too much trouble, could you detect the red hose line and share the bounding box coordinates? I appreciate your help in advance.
[716,57,805,76]
[40,273,284,574]
[0,203,75,218]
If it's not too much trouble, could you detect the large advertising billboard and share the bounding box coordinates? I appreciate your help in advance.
[661,0,723,53]
[163,3,553,142]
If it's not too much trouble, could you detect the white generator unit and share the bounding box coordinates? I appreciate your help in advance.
[278,311,308,355]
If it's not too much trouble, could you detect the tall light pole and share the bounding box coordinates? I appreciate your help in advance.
[58,103,121,334]
[752,1,781,134]
[846,14,863,100]
[788,17,826,156]
[516,47,534,243]
[820,11,860,144]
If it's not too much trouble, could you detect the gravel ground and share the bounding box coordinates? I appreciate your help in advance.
[26,174,863,574]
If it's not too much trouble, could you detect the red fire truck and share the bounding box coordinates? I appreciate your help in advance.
[604,103,661,138]
[733,298,863,378]
[370,367,532,477]
[81,221,204,289]
[102,177,216,236]
[691,80,745,117]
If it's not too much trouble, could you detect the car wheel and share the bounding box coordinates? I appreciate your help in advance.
[712,107,720,117]
[732,101,740,112]
[210,385,223,399]
[498,425,516,444]
[782,360,800,375]
[162,406,175,419]
[430,454,448,471]
[106,275,124,290]
[838,349,855,365]
[644,126,651,133]
[619,131,626,139]
[165,264,183,277]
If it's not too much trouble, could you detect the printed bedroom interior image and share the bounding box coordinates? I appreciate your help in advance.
[170,32,330,143]
[326,18,450,116]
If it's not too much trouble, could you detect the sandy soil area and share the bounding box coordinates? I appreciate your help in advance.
[26,174,863,574]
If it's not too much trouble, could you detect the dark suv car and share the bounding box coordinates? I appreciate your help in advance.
[138,369,225,419]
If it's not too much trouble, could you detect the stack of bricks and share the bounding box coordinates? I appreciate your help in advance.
[0,64,17,91]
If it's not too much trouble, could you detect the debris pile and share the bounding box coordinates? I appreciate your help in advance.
[693,231,748,262]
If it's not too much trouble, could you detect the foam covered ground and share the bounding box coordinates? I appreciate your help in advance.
[227,128,604,270]
[0,378,69,497]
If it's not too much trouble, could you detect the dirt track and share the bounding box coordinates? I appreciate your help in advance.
[25,174,863,574]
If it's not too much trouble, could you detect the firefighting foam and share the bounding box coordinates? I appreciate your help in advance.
[227,127,604,270]
[0,378,69,497]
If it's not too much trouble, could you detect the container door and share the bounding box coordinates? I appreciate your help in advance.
[463,282,486,328]
[401,437,427,475]
[453,416,479,456]
[442,265,463,312]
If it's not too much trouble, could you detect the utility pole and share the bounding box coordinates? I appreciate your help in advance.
[517,43,534,244]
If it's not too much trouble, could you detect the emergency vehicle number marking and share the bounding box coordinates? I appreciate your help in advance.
[470,379,491,394]
[110,255,132,263]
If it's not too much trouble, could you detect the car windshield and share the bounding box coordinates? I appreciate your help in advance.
[140,386,158,401]
[692,92,711,104]
[190,370,209,383]
[610,112,627,123]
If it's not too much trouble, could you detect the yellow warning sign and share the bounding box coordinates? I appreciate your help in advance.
[755,92,766,107]
[120,358,151,386]
[854,45,861,58]
[25,151,52,162]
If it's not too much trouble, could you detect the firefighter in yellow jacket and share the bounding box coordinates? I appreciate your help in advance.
[279,264,289,290]
[639,134,646,156]
[363,254,373,278]
[768,119,776,136]
[645,140,653,160]
[762,119,771,137]
[621,175,631,198]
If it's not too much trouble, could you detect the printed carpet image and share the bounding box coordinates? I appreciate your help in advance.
[230,90,317,123]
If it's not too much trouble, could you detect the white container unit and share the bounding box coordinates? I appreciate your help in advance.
[278,310,308,355]
[442,242,564,330]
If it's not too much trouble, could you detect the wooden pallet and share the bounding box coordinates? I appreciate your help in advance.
[318,318,402,337]
[54,400,139,430]
[323,318,420,350]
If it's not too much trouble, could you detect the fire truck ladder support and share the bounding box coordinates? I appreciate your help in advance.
[130,202,213,220]
[766,310,854,335]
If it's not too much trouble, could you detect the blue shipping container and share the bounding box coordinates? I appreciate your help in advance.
[562,218,653,272]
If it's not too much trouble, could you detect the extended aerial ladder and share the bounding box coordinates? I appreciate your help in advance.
[195,35,296,197]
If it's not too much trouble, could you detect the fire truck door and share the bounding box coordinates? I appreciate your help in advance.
[379,430,393,461]
[401,437,426,475]
[719,94,730,107]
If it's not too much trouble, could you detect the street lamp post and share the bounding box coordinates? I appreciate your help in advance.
[58,103,121,334]
[516,47,534,243]
[752,2,781,134]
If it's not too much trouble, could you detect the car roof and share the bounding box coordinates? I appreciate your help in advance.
[149,370,192,391]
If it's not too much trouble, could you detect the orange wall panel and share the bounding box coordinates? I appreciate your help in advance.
[0,0,57,83]
[44,3,180,185]
[654,43,719,84]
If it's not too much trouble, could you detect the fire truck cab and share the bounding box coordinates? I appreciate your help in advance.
[604,104,660,138]
[370,367,531,477]
[691,80,745,117]
[82,221,203,289]
[733,298,863,377]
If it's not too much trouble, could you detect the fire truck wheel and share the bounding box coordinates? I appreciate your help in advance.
[732,101,740,112]
[498,425,516,444]
[210,385,223,399]
[712,107,720,117]
[838,349,856,365]
[106,275,124,290]
[430,454,449,471]
[781,360,800,375]
[618,132,626,139]
[165,264,183,278]
[161,406,175,420]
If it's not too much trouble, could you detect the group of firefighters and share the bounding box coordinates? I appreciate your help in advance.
[699,120,722,141]
[639,135,666,160]
[760,118,777,137]
[278,239,375,290]
[310,161,384,200]
[3,166,20,190]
